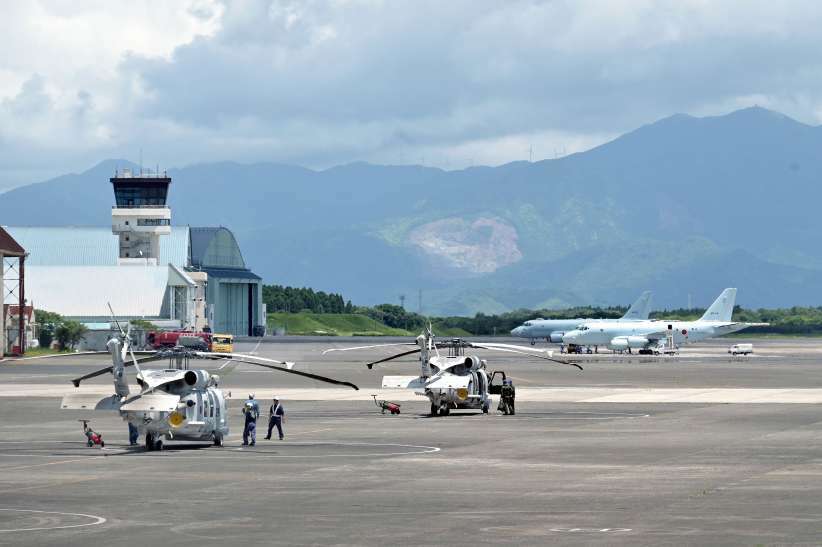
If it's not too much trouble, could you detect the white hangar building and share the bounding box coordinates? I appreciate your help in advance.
[4,170,264,336]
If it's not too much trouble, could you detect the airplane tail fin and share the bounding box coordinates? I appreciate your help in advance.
[621,291,652,320]
[700,288,737,322]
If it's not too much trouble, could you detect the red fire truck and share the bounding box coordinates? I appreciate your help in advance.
[146,331,213,351]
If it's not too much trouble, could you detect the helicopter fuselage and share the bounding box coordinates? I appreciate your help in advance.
[124,368,230,447]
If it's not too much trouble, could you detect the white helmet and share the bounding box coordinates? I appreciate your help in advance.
[248,393,255,400]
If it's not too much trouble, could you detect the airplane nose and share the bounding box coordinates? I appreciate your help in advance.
[511,327,522,335]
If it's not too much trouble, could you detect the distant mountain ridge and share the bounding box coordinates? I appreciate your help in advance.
[2,106,821,315]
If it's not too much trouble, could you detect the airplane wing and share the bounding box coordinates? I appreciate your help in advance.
[120,393,180,412]
[61,393,122,411]
[382,375,427,389]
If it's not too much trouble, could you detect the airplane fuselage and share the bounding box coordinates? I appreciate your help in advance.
[562,319,751,350]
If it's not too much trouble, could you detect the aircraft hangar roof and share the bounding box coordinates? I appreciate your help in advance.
[21,265,169,318]
[2,226,190,266]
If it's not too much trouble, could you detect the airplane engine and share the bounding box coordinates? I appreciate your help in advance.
[609,336,649,350]
[463,356,483,371]
[183,370,211,390]
[549,332,565,343]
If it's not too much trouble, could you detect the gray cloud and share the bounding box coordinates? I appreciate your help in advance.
[4,0,822,191]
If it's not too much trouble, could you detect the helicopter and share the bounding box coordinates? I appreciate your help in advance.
[15,313,358,451]
[324,326,580,416]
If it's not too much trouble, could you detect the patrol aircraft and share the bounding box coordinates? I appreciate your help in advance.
[7,320,357,450]
[324,326,581,416]
[562,288,767,354]
[510,291,653,345]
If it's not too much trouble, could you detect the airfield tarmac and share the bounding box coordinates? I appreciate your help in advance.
[0,337,820,545]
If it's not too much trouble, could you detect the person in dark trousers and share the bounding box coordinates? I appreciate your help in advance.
[128,422,139,445]
[499,379,516,415]
[242,393,260,446]
[265,396,285,440]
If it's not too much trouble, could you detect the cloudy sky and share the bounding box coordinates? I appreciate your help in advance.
[2,0,822,192]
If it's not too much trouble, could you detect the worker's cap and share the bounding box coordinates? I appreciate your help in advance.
[272,396,280,400]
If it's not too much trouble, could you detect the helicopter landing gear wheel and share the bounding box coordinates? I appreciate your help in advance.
[430,403,438,417]
[154,439,163,451]
[482,402,489,414]
[213,432,224,447]
[440,402,450,416]
[145,433,154,451]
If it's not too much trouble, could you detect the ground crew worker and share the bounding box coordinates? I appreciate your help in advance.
[242,393,260,446]
[265,396,286,440]
[128,422,139,446]
[499,379,516,415]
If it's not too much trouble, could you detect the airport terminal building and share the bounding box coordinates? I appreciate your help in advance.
[3,170,264,341]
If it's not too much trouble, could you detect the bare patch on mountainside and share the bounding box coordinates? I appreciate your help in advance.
[408,217,522,274]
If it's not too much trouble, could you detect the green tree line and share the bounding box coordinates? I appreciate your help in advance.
[35,309,88,350]
[263,284,822,336]
[263,285,353,314]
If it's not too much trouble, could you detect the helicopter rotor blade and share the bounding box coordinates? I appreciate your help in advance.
[0,351,111,364]
[365,348,422,369]
[322,343,417,355]
[107,302,125,337]
[196,353,359,390]
[466,342,582,370]
[70,354,161,387]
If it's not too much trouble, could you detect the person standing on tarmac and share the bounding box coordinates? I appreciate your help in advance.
[499,379,516,415]
[242,393,260,446]
[265,396,286,440]
[128,422,139,446]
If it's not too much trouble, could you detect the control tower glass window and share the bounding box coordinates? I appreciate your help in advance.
[111,177,171,208]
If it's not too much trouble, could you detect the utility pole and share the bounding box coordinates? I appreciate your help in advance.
[399,294,406,309]
[418,289,423,315]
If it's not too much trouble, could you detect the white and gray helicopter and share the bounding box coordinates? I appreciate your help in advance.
[324,327,580,416]
[15,316,357,450]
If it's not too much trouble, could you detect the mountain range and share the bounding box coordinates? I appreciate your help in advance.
[2,106,821,315]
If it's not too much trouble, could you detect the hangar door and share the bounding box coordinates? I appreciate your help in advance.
[216,282,252,335]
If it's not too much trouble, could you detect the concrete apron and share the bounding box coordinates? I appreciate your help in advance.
[3,384,822,403]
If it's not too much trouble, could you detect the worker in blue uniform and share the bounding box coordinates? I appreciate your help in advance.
[265,396,286,440]
[242,393,260,446]
[128,422,139,445]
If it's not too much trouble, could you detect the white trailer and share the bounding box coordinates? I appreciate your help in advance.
[728,343,753,355]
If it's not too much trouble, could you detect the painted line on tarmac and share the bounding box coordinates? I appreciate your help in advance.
[0,457,92,471]
[0,508,106,533]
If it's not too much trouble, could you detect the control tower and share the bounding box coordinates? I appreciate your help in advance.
[111,168,171,264]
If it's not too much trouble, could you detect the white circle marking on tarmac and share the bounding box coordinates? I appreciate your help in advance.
[0,441,441,460]
[549,527,632,533]
[0,508,106,533]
